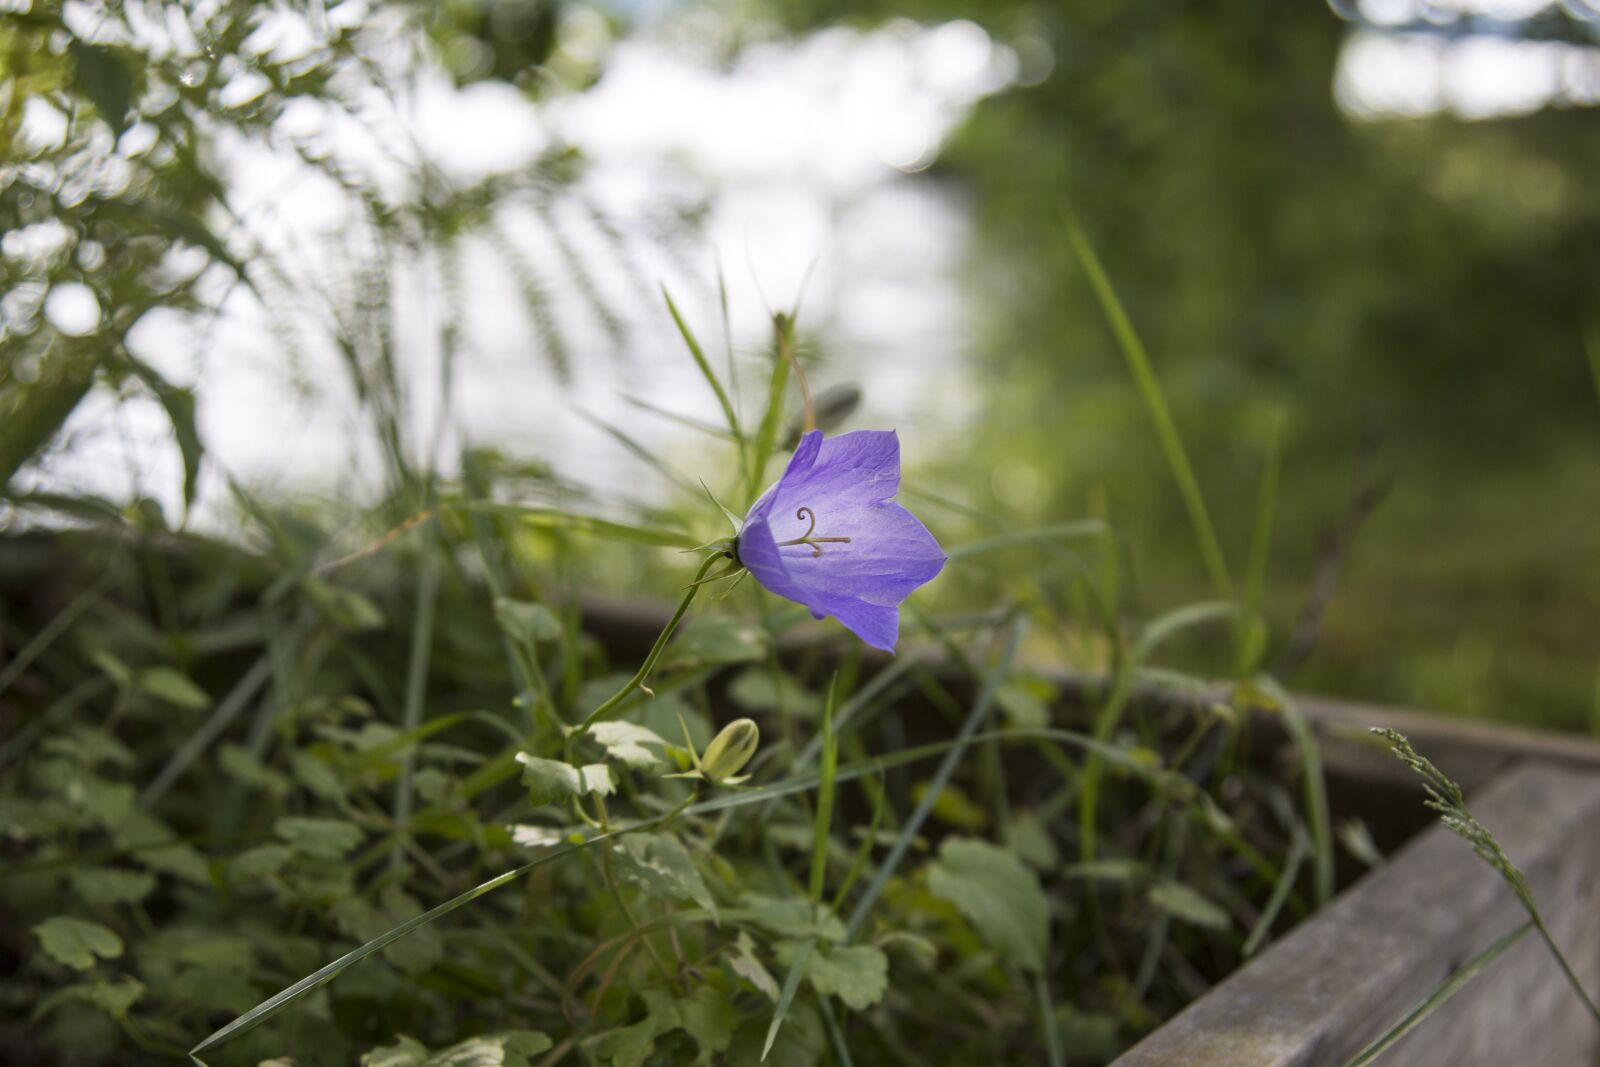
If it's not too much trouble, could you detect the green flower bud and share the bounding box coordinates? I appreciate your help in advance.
[699,718,760,784]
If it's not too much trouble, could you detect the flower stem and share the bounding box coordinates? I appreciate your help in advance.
[571,553,725,741]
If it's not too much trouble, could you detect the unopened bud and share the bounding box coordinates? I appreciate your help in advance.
[700,718,760,783]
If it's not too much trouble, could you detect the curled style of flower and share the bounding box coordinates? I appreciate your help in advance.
[735,429,946,652]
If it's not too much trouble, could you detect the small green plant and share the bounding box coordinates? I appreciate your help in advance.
[1343,729,1600,1066]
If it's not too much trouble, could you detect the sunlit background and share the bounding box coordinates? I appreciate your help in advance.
[5,0,1599,727]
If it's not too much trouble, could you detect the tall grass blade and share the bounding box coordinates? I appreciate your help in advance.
[455,503,699,549]
[1061,203,1233,602]
[761,937,815,1061]
[1340,921,1532,1067]
[747,317,794,503]
[1242,830,1307,957]
[810,674,839,902]
[391,543,441,866]
[946,520,1113,561]
[663,286,743,450]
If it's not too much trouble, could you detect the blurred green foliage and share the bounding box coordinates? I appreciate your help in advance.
[764,0,1600,728]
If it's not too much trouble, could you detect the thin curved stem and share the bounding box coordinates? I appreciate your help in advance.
[571,553,726,742]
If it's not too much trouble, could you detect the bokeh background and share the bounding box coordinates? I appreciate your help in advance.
[5,0,1599,728]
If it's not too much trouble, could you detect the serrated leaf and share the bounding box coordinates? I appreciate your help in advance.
[274,816,365,860]
[590,988,732,1067]
[517,755,612,806]
[1148,880,1231,930]
[926,837,1050,972]
[494,598,563,645]
[229,844,293,884]
[739,893,846,942]
[218,744,293,799]
[803,943,888,1011]
[32,975,144,1021]
[729,931,780,1001]
[610,832,716,918]
[588,721,669,769]
[110,811,212,884]
[662,618,767,670]
[69,867,157,908]
[34,916,124,971]
[361,1030,553,1067]
[727,668,821,718]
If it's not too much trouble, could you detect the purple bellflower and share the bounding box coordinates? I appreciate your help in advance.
[735,429,946,652]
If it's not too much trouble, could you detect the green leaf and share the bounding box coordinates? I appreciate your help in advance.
[588,721,670,769]
[362,1031,553,1067]
[493,598,563,645]
[1007,810,1061,870]
[229,844,293,884]
[517,755,613,806]
[740,893,845,943]
[274,816,365,860]
[997,680,1053,729]
[218,743,293,799]
[34,917,124,971]
[69,867,157,909]
[610,832,717,918]
[663,618,768,670]
[926,837,1050,972]
[120,355,204,512]
[32,976,144,1022]
[804,943,888,1011]
[110,811,212,884]
[1148,879,1231,930]
[591,988,733,1067]
[728,931,780,1001]
[728,668,822,719]
[173,966,261,1015]
[69,41,134,135]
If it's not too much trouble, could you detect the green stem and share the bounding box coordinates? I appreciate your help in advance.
[571,553,725,742]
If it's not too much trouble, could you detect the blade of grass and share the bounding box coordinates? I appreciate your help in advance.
[1133,600,1247,665]
[1272,684,1335,906]
[1062,203,1233,602]
[453,502,699,549]
[817,996,856,1067]
[1340,921,1532,1067]
[391,540,441,867]
[746,316,794,504]
[578,408,700,497]
[1243,412,1284,624]
[809,674,839,903]
[1036,971,1065,1067]
[139,656,272,808]
[946,519,1113,561]
[761,936,815,1061]
[1242,830,1308,957]
[0,572,108,700]
[621,394,736,440]
[663,286,743,447]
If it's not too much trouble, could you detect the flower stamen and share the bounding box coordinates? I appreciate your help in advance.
[776,506,852,558]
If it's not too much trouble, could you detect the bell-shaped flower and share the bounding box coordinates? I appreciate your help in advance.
[736,429,946,652]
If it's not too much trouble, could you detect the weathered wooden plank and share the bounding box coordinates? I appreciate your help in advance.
[1112,759,1600,1066]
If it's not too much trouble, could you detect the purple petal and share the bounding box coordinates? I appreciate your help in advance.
[737,429,946,653]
